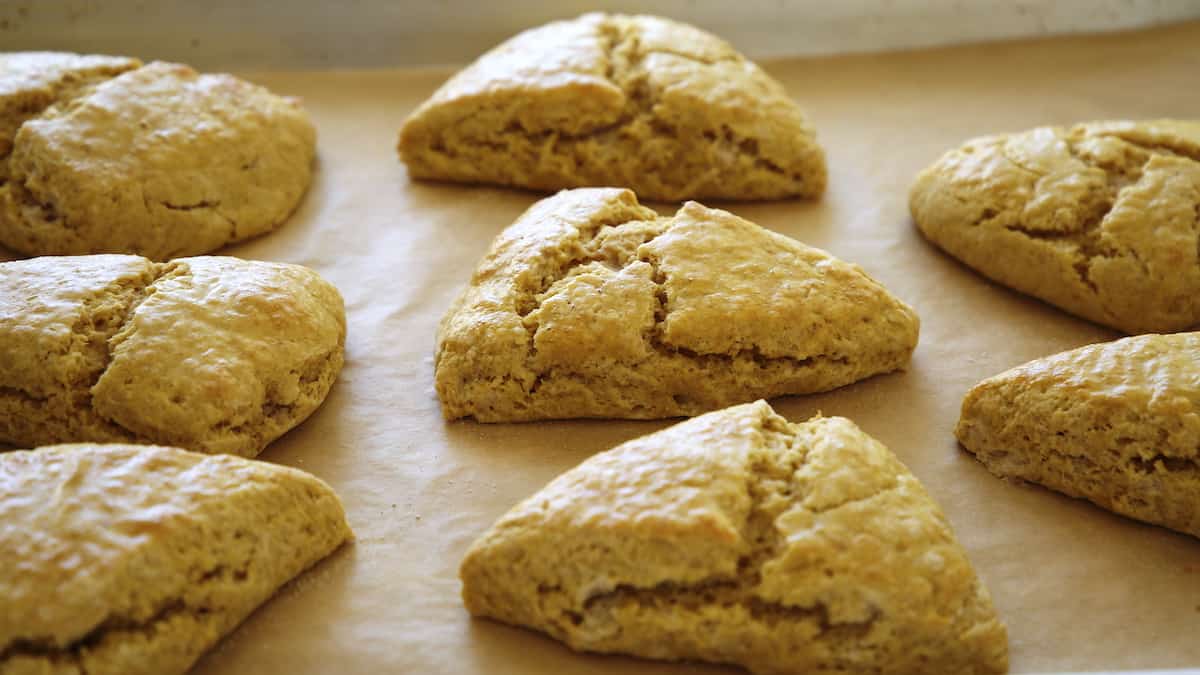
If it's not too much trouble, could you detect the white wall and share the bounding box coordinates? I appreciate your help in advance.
[1,0,1198,68]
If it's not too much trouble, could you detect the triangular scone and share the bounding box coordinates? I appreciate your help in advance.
[910,120,1200,334]
[0,443,352,675]
[958,332,1200,538]
[461,401,1008,675]
[435,188,919,422]
[398,13,826,201]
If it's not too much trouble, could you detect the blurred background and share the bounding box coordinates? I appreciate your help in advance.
[3,0,1199,68]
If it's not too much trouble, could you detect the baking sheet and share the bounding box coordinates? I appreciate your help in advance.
[8,21,1200,674]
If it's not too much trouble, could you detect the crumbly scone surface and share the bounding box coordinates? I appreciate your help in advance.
[0,52,141,169]
[0,254,346,457]
[460,401,1008,675]
[0,57,316,259]
[398,13,826,201]
[910,120,1200,334]
[958,332,1200,538]
[0,443,352,675]
[435,188,919,421]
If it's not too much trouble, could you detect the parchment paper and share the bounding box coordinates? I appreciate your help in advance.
[20,21,1200,674]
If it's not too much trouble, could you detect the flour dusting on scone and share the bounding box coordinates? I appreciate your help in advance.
[958,332,1200,538]
[910,120,1200,334]
[399,13,826,201]
[0,443,352,675]
[461,401,1008,674]
[436,188,919,422]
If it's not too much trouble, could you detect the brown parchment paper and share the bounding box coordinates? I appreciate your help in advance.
[16,21,1200,674]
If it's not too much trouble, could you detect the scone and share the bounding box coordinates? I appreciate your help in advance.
[398,13,826,201]
[0,54,316,260]
[0,254,345,457]
[957,332,1200,538]
[0,443,352,675]
[436,188,919,422]
[461,401,1009,675]
[910,120,1200,334]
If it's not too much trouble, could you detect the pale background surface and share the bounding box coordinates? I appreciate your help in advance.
[3,5,1200,675]
[1,0,1199,67]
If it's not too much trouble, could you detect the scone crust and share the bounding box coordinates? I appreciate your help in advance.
[435,188,919,422]
[910,119,1200,334]
[0,254,346,457]
[0,51,141,165]
[0,59,316,259]
[958,332,1200,538]
[461,401,1008,675]
[399,13,826,201]
[0,443,352,675]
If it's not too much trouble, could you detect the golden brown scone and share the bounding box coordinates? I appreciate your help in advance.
[0,254,345,457]
[461,401,1008,675]
[0,442,352,675]
[398,13,826,201]
[436,188,919,422]
[0,52,141,172]
[957,332,1200,538]
[910,120,1200,334]
[0,57,316,260]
